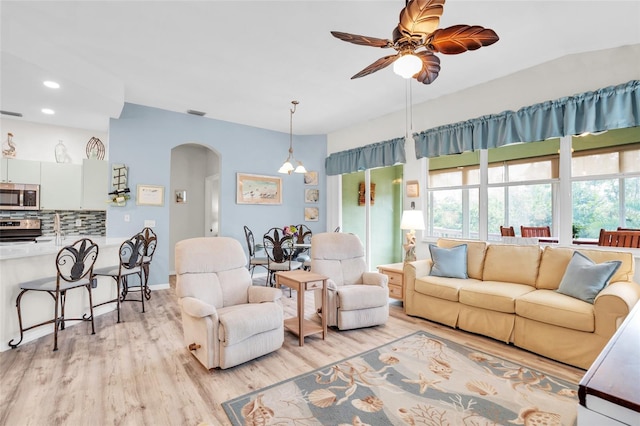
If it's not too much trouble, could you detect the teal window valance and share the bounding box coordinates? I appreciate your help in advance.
[415,80,640,159]
[325,137,406,175]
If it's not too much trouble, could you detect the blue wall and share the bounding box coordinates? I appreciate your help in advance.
[108,103,327,285]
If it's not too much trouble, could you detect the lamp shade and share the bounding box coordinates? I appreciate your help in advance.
[400,210,425,231]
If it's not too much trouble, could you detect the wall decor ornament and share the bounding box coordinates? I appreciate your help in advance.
[237,173,282,205]
[2,132,16,158]
[85,137,105,160]
[175,190,187,204]
[358,182,375,206]
[406,180,420,198]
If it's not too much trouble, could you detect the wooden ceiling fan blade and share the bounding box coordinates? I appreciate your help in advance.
[414,51,441,84]
[330,31,393,48]
[397,0,445,39]
[351,54,399,79]
[428,25,500,54]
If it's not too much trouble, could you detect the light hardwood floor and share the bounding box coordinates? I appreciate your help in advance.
[0,276,585,426]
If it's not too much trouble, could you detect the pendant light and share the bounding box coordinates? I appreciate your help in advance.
[278,100,307,174]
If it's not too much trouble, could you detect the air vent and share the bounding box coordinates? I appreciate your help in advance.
[0,110,23,117]
[187,109,206,116]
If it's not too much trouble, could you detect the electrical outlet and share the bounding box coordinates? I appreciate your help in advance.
[75,219,82,227]
[124,214,130,222]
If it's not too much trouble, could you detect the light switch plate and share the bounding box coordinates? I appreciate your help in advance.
[144,220,156,227]
[124,214,130,222]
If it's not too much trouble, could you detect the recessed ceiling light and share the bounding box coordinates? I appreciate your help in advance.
[41,108,55,115]
[43,81,60,89]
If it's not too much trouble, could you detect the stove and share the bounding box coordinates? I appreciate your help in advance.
[0,219,42,242]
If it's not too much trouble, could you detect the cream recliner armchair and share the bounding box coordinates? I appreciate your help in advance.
[175,237,284,369]
[311,232,389,330]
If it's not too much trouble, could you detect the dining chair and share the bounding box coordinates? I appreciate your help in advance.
[92,233,146,323]
[500,226,515,236]
[8,238,99,351]
[294,224,313,270]
[598,229,640,248]
[139,227,157,300]
[520,226,551,238]
[243,225,268,277]
[617,227,640,231]
[263,227,303,286]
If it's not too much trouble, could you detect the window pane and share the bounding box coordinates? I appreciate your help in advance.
[572,179,619,238]
[429,189,462,238]
[508,184,553,234]
[572,152,619,177]
[466,168,480,185]
[624,176,640,229]
[430,170,462,188]
[622,149,640,173]
[487,187,506,240]
[508,160,553,182]
[468,188,480,238]
[488,163,505,184]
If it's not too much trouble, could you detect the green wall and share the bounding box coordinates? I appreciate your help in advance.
[342,165,403,269]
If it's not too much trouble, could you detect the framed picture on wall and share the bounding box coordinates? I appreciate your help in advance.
[136,184,165,206]
[175,189,187,204]
[236,173,282,205]
[304,188,319,203]
[406,180,419,198]
[304,207,319,221]
[304,171,318,186]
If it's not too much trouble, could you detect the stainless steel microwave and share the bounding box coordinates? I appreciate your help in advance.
[0,183,40,210]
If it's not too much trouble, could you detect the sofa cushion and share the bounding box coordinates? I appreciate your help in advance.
[438,238,487,280]
[218,303,283,345]
[459,281,535,313]
[516,289,594,332]
[415,276,482,301]
[536,246,635,290]
[482,244,541,286]
[429,243,468,279]
[556,252,621,304]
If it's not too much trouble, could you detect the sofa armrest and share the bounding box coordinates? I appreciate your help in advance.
[593,280,640,337]
[403,259,433,309]
[180,297,218,319]
[248,286,283,303]
[362,271,388,288]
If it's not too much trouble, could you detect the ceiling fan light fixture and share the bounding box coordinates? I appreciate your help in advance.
[393,53,422,79]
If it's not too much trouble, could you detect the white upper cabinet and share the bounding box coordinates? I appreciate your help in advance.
[39,162,82,210]
[0,158,41,184]
[81,159,109,210]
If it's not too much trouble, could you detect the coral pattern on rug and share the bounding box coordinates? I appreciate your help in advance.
[223,331,578,425]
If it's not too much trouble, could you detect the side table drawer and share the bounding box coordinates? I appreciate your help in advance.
[385,271,403,286]
[388,284,403,299]
[306,280,323,290]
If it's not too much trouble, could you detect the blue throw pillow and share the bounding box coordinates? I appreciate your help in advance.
[429,244,468,279]
[557,252,621,304]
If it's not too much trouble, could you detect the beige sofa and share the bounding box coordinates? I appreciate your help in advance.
[404,238,640,369]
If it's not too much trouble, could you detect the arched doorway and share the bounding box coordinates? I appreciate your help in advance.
[169,143,220,272]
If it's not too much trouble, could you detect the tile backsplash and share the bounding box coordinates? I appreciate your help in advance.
[0,210,106,236]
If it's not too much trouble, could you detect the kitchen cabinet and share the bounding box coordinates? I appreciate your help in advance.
[0,158,41,184]
[39,162,82,210]
[81,159,108,210]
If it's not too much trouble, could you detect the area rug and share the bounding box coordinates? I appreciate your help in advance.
[223,331,578,425]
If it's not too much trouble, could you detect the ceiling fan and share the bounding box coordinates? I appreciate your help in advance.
[331,0,499,84]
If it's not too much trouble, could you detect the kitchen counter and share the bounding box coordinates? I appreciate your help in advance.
[0,236,124,351]
[0,236,122,260]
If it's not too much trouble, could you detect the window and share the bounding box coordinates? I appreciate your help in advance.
[428,165,479,239]
[571,144,640,238]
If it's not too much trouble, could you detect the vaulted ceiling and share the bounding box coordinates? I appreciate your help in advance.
[1,1,639,135]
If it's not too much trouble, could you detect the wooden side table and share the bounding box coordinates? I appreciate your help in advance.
[377,262,404,300]
[275,270,328,346]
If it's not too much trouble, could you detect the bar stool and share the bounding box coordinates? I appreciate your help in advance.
[92,234,145,322]
[8,238,100,351]
[138,227,157,300]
